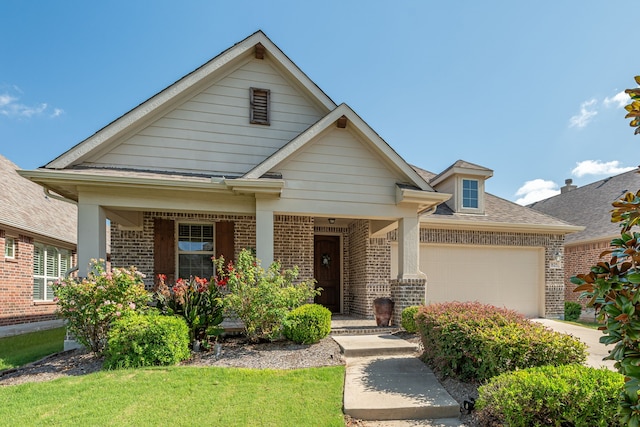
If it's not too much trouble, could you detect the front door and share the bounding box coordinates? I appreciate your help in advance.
[314,235,341,313]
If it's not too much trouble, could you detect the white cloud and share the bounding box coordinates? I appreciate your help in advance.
[569,99,598,128]
[515,179,560,205]
[603,90,629,109]
[571,160,636,177]
[0,86,62,119]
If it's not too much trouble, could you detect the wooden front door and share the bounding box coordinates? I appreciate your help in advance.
[314,235,341,313]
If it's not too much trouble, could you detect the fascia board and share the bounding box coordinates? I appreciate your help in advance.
[421,216,585,235]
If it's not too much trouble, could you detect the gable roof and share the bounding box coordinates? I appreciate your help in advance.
[0,155,76,245]
[245,103,435,191]
[414,165,582,233]
[529,168,640,244]
[45,30,337,170]
[430,159,494,187]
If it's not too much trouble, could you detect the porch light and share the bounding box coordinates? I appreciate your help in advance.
[554,251,561,262]
[328,218,336,224]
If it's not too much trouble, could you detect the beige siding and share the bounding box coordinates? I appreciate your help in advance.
[85,59,325,175]
[276,127,401,206]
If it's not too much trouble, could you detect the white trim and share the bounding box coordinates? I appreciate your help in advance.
[176,222,216,280]
[421,216,584,234]
[4,236,15,259]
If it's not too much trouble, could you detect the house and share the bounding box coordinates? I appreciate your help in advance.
[529,170,640,307]
[0,154,76,326]
[19,31,580,324]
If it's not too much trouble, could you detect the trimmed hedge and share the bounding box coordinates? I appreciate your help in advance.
[416,302,587,381]
[104,311,191,369]
[564,301,582,322]
[476,364,624,427]
[283,304,331,344]
[401,305,420,333]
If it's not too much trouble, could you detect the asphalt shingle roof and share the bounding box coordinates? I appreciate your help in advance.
[413,165,575,228]
[0,155,76,244]
[528,168,640,244]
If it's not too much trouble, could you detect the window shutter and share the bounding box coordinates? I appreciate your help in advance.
[154,218,176,285]
[215,221,235,264]
[250,88,270,125]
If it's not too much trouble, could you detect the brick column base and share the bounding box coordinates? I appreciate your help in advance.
[390,277,426,327]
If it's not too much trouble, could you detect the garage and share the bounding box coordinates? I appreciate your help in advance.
[392,244,544,318]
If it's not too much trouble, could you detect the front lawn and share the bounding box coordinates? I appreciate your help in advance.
[0,327,65,371]
[0,365,345,426]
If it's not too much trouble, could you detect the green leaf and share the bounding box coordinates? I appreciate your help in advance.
[627,272,640,284]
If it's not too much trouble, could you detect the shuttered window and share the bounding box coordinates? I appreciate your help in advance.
[4,237,15,258]
[178,224,215,279]
[33,243,72,301]
[250,87,270,125]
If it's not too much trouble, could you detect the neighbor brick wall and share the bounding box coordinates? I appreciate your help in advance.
[565,240,611,307]
[0,231,58,326]
[419,229,566,318]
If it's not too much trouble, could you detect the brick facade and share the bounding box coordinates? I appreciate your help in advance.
[0,231,62,326]
[564,240,611,307]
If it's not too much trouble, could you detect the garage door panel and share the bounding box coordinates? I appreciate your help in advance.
[422,245,543,317]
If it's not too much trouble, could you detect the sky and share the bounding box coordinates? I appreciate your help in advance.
[1,1,639,205]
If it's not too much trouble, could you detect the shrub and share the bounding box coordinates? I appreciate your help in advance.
[154,275,224,342]
[53,260,151,354]
[416,302,587,381]
[104,311,190,369]
[476,364,624,427]
[401,305,420,333]
[283,304,331,344]
[564,301,582,322]
[215,249,320,342]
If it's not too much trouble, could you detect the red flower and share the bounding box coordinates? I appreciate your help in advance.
[215,277,228,287]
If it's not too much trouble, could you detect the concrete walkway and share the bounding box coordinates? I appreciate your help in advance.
[333,334,463,426]
[532,318,616,371]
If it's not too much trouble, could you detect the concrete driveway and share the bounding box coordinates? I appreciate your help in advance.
[532,318,616,371]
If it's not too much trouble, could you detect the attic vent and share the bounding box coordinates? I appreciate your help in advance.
[250,88,270,125]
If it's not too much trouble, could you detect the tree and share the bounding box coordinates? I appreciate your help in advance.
[571,75,640,426]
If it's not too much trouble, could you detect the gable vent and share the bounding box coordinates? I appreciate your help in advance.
[250,87,270,125]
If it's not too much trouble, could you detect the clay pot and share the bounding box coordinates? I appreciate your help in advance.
[373,297,394,327]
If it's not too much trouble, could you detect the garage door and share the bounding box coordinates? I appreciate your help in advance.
[391,244,544,317]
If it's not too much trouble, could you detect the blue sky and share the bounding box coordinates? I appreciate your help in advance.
[1,1,638,204]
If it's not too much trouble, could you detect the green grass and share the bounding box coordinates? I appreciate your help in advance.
[560,319,603,330]
[0,365,346,426]
[0,327,65,371]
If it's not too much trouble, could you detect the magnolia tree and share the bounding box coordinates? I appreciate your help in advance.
[572,75,640,426]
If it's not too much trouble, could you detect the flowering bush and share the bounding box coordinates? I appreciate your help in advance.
[53,260,151,354]
[154,275,224,342]
[214,248,320,342]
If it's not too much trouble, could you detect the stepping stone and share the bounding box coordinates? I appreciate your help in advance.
[333,334,418,357]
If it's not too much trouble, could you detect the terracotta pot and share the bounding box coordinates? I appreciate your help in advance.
[373,297,394,327]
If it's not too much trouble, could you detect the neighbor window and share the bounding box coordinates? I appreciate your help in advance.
[250,87,270,125]
[33,243,72,301]
[178,223,214,279]
[462,179,479,209]
[4,237,15,258]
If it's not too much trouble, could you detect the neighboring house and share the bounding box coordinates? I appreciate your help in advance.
[529,170,640,307]
[20,31,580,324]
[0,154,77,326]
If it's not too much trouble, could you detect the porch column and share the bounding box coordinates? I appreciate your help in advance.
[77,202,107,277]
[255,200,274,265]
[391,215,426,326]
[396,216,424,279]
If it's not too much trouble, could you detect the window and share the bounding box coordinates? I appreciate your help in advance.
[33,243,72,301]
[178,224,214,279]
[250,87,270,125]
[4,237,15,258]
[462,179,479,209]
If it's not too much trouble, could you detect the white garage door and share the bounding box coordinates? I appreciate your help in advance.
[391,244,544,317]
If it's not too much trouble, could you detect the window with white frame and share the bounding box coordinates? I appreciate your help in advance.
[462,179,479,209]
[178,223,214,279]
[4,237,15,258]
[33,243,72,301]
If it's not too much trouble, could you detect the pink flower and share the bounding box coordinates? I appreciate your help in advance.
[129,302,136,310]
[115,311,121,317]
